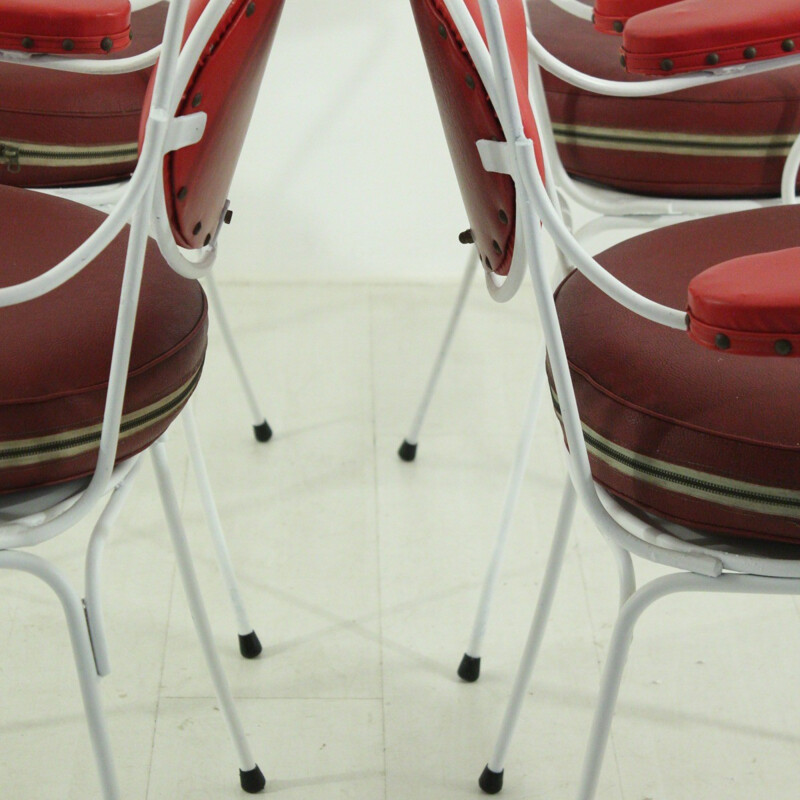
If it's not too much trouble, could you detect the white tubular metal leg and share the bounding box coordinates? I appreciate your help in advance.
[574,571,800,800]
[398,248,480,462]
[203,271,272,443]
[0,549,120,800]
[85,459,143,677]
[479,476,577,794]
[181,402,262,659]
[150,440,265,793]
[458,345,548,682]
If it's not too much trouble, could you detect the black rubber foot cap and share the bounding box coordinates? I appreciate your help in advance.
[398,440,417,462]
[253,420,273,443]
[479,765,504,794]
[240,765,266,793]
[238,630,263,659]
[458,653,481,682]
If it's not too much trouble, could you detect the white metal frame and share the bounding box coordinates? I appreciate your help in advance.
[0,1,271,795]
[433,0,800,796]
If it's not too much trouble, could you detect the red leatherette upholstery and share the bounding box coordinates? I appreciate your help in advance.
[142,0,285,250]
[688,247,800,356]
[530,0,800,197]
[0,184,207,493]
[553,204,800,542]
[0,0,131,54]
[0,3,167,188]
[623,0,800,75]
[593,0,677,35]
[410,0,544,275]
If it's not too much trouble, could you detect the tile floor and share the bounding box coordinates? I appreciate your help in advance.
[4,276,800,799]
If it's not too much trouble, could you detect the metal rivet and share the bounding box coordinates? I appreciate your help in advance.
[177,186,188,200]
[744,46,757,59]
[21,37,33,49]
[715,333,731,350]
[465,74,475,89]
[612,20,623,33]
[204,233,212,246]
[775,339,793,355]
[619,55,626,68]
[193,221,202,235]
[458,229,474,245]
[492,240,502,255]
[224,209,233,224]
[705,52,719,66]
[438,23,447,39]
[498,209,508,224]
[192,93,202,108]
[62,39,74,51]
[246,1,256,16]
[660,58,674,71]
[484,255,491,270]
[783,39,795,52]
[101,37,113,52]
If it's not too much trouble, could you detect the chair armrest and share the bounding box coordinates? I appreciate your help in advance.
[687,247,800,356]
[592,0,677,36]
[622,0,800,75]
[0,0,131,55]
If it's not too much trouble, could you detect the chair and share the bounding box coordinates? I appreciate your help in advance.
[403,0,800,684]
[0,0,273,446]
[0,0,286,794]
[408,0,800,796]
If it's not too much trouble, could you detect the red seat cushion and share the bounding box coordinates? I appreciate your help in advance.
[0,184,207,494]
[0,2,167,188]
[531,0,800,197]
[552,204,800,543]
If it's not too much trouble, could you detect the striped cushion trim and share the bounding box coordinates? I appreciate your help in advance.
[552,123,798,158]
[551,389,800,519]
[0,367,201,470]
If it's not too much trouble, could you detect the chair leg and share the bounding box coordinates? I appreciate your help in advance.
[181,403,262,659]
[0,550,120,800]
[203,272,272,444]
[397,248,479,462]
[478,477,576,795]
[458,350,548,683]
[150,440,265,794]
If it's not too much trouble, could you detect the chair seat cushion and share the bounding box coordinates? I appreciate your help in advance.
[0,2,166,188]
[0,184,207,494]
[552,204,800,543]
[530,0,800,197]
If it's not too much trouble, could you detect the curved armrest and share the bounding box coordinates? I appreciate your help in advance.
[593,0,677,35]
[622,0,800,75]
[0,0,131,55]
[687,247,800,356]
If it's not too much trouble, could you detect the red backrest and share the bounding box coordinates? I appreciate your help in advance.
[141,0,285,249]
[410,0,544,276]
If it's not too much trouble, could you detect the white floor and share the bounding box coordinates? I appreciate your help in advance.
[5,275,800,799]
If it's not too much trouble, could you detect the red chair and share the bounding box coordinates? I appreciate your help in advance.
[409,0,800,796]
[0,0,286,794]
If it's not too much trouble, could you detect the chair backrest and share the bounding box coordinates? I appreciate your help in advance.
[410,0,545,277]
[140,0,285,249]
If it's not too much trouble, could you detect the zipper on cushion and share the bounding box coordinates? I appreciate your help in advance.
[0,140,139,173]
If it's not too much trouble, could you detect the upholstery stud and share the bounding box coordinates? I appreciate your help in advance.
[775,339,793,355]
[783,39,795,52]
[619,54,626,67]
[492,239,502,254]
[498,209,508,224]
[715,332,731,350]
[466,74,475,89]
[193,221,202,235]
[177,187,188,201]
[438,22,447,38]
[484,255,491,270]
[660,58,673,71]
[203,233,211,246]
[21,36,33,49]
[706,52,720,65]
[246,1,256,16]
[62,39,74,51]
[612,20,623,33]
[744,46,757,59]
[191,92,202,107]
[101,37,113,52]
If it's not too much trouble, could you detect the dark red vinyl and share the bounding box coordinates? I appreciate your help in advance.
[530,0,800,197]
[688,247,800,356]
[0,184,207,493]
[0,0,130,54]
[410,0,544,275]
[0,2,167,188]
[623,0,800,75]
[592,0,677,35]
[141,0,285,249]
[553,204,800,542]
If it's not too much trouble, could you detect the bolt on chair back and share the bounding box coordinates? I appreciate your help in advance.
[0,0,285,795]
[409,0,800,796]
